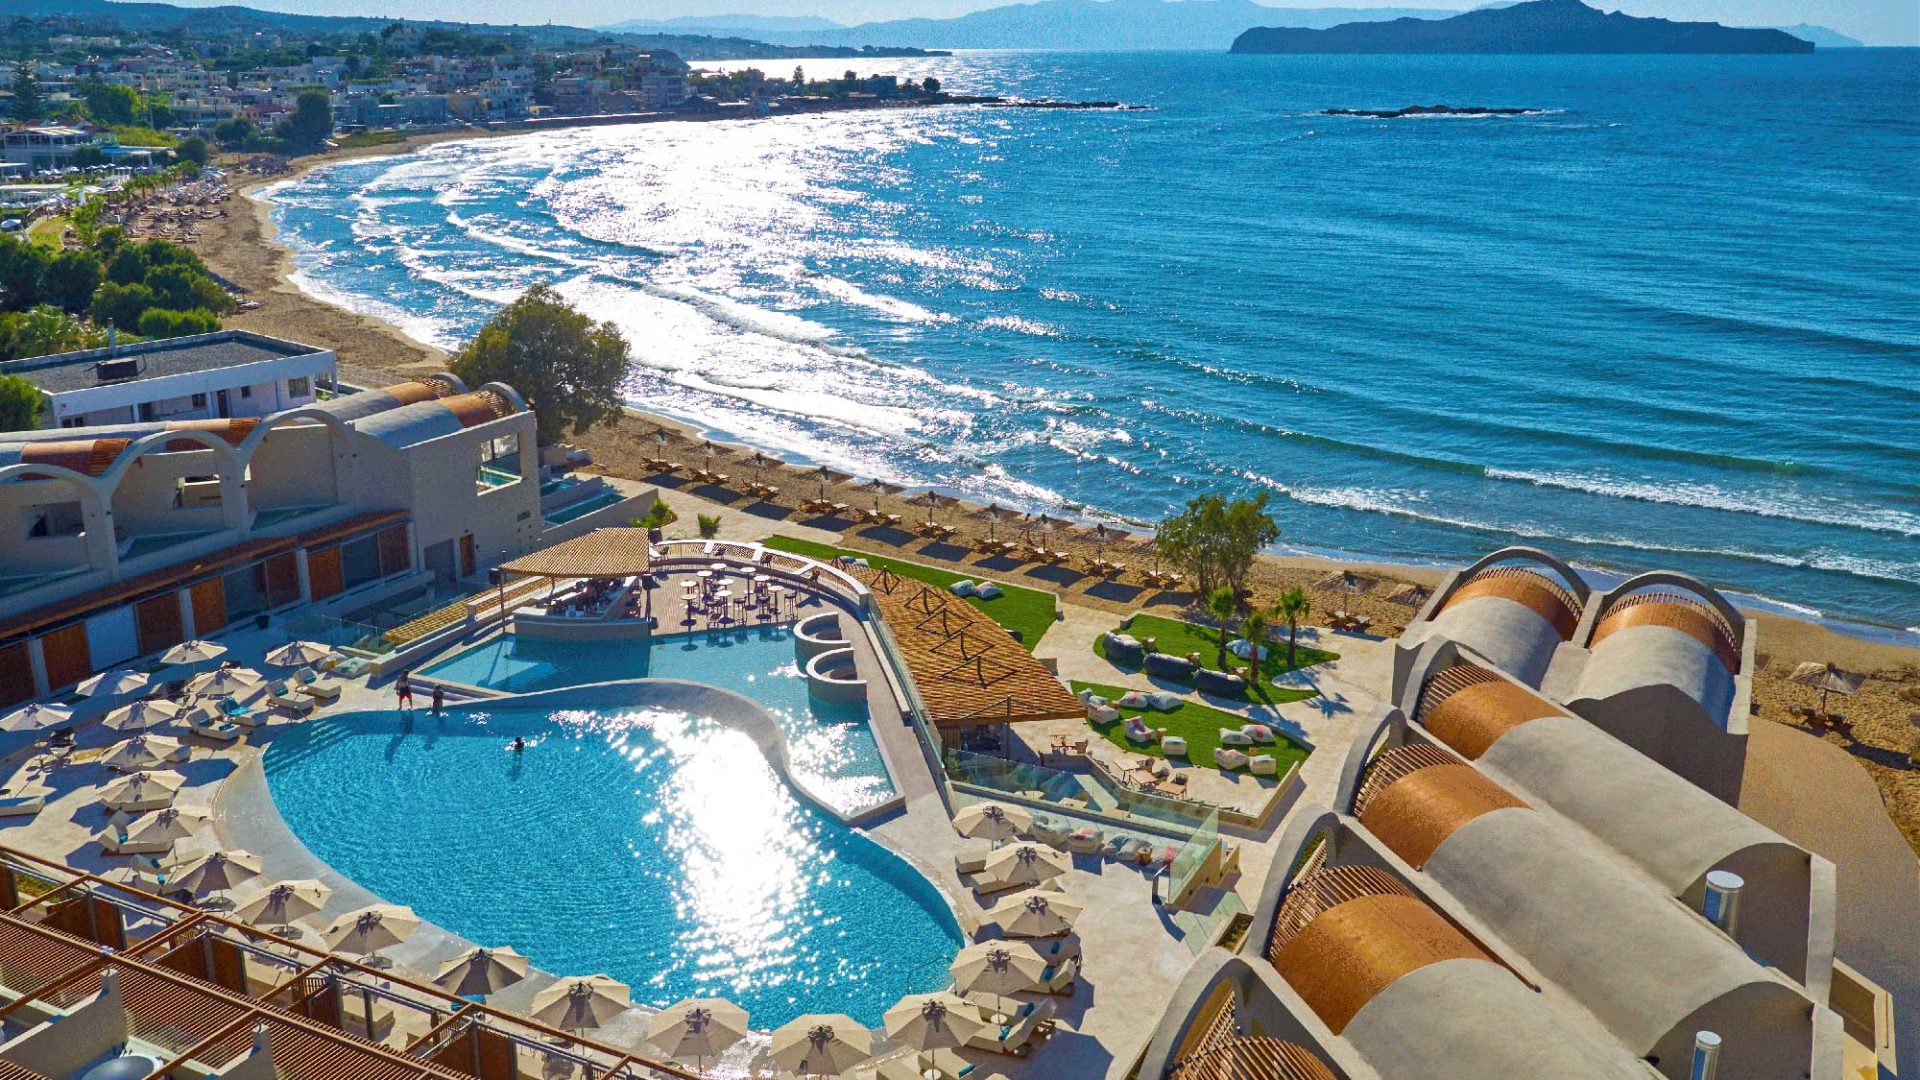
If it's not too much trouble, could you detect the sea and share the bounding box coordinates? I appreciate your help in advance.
[261,49,1920,637]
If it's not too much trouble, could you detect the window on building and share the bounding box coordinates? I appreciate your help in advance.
[240,385,253,399]
[24,502,84,539]
[175,475,223,510]
[339,533,384,591]
[191,393,207,408]
[287,376,311,398]
[59,416,84,428]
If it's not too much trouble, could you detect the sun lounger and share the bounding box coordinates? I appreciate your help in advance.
[975,874,1032,897]
[1214,747,1249,771]
[1218,727,1253,747]
[1145,846,1179,873]
[919,1047,978,1080]
[266,681,314,715]
[187,706,243,742]
[1160,736,1188,757]
[1087,702,1119,723]
[1037,933,1081,960]
[1038,956,1080,995]
[1104,836,1146,862]
[101,829,171,855]
[292,667,342,701]
[1067,826,1103,854]
[965,998,1057,1056]
[1249,754,1278,776]
[1123,717,1160,744]
[215,696,266,728]
[0,796,44,818]
[1242,724,1276,743]
[955,847,992,875]
[1030,818,1071,849]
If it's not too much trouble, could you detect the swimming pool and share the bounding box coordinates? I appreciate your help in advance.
[421,628,893,813]
[543,490,624,525]
[262,706,961,1028]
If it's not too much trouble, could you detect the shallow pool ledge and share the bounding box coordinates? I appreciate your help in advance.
[442,679,907,827]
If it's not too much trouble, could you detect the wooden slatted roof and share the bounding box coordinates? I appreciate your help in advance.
[500,527,653,579]
[850,565,1082,728]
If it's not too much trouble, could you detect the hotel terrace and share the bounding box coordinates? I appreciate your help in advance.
[0,348,1902,1080]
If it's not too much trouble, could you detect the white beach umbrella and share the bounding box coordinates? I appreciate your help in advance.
[883,992,986,1054]
[989,891,1085,939]
[323,904,421,958]
[108,805,208,849]
[1,701,72,733]
[78,669,150,698]
[103,733,185,772]
[171,849,263,899]
[434,946,531,998]
[530,975,631,1033]
[770,1013,872,1077]
[233,879,333,931]
[952,802,1032,846]
[265,641,337,668]
[103,699,182,732]
[949,941,1047,997]
[186,667,263,698]
[648,996,751,1067]
[162,640,227,666]
[980,843,1069,890]
[100,769,185,812]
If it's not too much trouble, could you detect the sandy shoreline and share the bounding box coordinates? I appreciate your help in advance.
[193,126,1920,854]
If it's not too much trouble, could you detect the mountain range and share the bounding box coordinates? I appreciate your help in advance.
[1233,0,1816,52]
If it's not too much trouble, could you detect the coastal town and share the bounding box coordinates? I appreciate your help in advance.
[0,4,1912,1080]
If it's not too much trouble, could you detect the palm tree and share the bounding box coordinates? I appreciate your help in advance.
[1241,611,1269,683]
[1274,586,1311,668]
[1205,586,1237,672]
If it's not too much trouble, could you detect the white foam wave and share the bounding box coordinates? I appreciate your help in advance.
[807,273,955,325]
[979,314,1064,338]
[1486,468,1920,537]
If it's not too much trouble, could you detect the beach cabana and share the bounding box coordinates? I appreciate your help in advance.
[434,946,531,998]
[648,996,750,1070]
[770,1013,872,1077]
[531,975,631,1034]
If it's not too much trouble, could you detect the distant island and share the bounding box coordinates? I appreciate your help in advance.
[1232,0,1816,54]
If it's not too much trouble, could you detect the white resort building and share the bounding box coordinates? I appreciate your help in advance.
[0,331,339,431]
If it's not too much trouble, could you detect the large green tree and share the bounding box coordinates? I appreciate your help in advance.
[279,90,334,150]
[0,373,45,430]
[449,284,629,445]
[10,64,43,122]
[82,80,140,126]
[1157,491,1280,603]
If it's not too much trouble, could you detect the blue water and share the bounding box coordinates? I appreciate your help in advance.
[265,50,1920,632]
[421,628,894,811]
[543,489,625,524]
[261,705,959,1027]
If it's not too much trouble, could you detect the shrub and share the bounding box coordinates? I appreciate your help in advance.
[136,307,219,339]
[696,513,721,538]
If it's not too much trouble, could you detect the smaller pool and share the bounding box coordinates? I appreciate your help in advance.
[544,490,623,525]
[422,628,893,812]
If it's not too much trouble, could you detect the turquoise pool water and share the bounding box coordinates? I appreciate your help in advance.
[262,706,961,1027]
[421,628,893,812]
[543,490,623,525]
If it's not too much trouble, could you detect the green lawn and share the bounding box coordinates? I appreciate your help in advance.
[336,131,408,149]
[25,215,67,250]
[763,535,1056,649]
[1093,612,1334,705]
[1069,679,1312,772]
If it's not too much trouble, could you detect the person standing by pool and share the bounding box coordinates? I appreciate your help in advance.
[396,670,414,711]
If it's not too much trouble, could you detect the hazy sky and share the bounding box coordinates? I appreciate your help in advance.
[162,0,1917,44]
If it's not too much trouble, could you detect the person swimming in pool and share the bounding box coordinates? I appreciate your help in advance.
[511,736,525,753]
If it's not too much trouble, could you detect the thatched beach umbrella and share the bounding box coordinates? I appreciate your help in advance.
[435,946,531,998]
[531,975,631,1034]
[907,490,960,528]
[749,450,784,479]
[989,890,1084,938]
[1383,582,1432,608]
[810,465,854,502]
[1,701,71,733]
[980,843,1069,890]
[78,669,150,698]
[648,996,750,1070]
[161,640,227,666]
[1128,531,1164,573]
[234,878,332,933]
[1789,661,1866,714]
[697,439,725,472]
[104,699,181,733]
[858,477,905,517]
[949,941,1046,997]
[952,802,1031,846]
[770,1014,871,1077]
[883,992,985,1056]
[974,502,1018,541]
